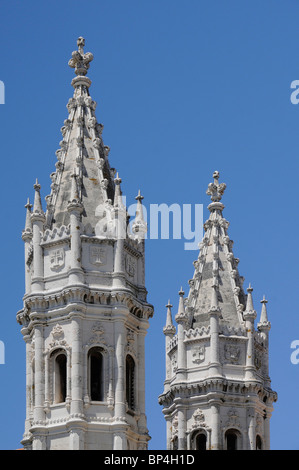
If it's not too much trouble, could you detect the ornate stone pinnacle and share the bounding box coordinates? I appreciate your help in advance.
[68,37,93,76]
[206,170,226,202]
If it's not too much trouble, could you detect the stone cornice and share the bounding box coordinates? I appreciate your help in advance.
[159,377,277,408]
[18,285,153,330]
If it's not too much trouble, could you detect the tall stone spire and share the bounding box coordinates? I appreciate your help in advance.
[45,36,115,233]
[17,37,153,451]
[159,171,277,451]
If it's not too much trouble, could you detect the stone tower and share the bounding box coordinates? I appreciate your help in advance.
[17,37,153,450]
[159,171,277,450]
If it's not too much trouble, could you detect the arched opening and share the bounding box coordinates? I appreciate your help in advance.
[191,430,207,450]
[53,351,67,403]
[256,435,263,450]
[126,355,135,411]
[195,433,207,450]
[172,436,178,450]
[89,347,103,401]
[225,429,239,450]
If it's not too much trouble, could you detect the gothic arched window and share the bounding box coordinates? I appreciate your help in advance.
[88,347,103,401]
[126,355,135,411]
[53,350,67,404]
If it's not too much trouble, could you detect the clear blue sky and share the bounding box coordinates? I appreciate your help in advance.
[0,0,298,450]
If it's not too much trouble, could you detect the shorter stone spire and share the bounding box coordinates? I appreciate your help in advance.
[32,179,45,220]
[175,288,188,324]
[258,296,271,331]
[132,190,147,237]
[113,173,125,210]
[243,284,257,320]
[24,198,32,230]
[163,300,176,336]
[22,198,33,241]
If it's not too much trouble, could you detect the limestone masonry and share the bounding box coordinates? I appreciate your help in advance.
[17,38,276,450]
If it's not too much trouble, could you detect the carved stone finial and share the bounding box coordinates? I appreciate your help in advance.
[68,37,93,76]
[206,170,226,202]
[135,189,144,203]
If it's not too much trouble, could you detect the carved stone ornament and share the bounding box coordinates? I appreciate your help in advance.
[172,415,178,437]
[68,37,93,76]
[192,345,205,364]
[224,343,240,364]
[88,322,106,345]
[125,255,136,278]
[50,248,65,271]
[226,407,240,428]
[171,355,178,373]
[49,324,67,349]
[90,246,106,266]
[190,408,207,430]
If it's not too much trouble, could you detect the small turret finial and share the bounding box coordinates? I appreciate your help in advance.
[68,37,93,76]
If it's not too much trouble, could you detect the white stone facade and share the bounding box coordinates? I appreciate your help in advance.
[17,38,153,450]
[17,38,276,451]
[159,172,277,450]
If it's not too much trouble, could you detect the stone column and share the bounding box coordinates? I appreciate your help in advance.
[31,180,45,292]
[175,289,188,382]
[113,315,127,450]
[31,216,44,292]
[177,406,187,450]
[208,287,222,378]
[210,403,220,450]
[244,285,257,381]
[44,353,50,411]
[247,407,256,450]
[137,324,148,436]
[113,237,125,288]
[23,336,33,441]
[264,411,271,450]
[70,313,83,417]
[33,325,45,423]
[68,189,84,285]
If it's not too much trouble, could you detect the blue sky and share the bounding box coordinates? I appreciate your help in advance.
[0,0,298,450]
